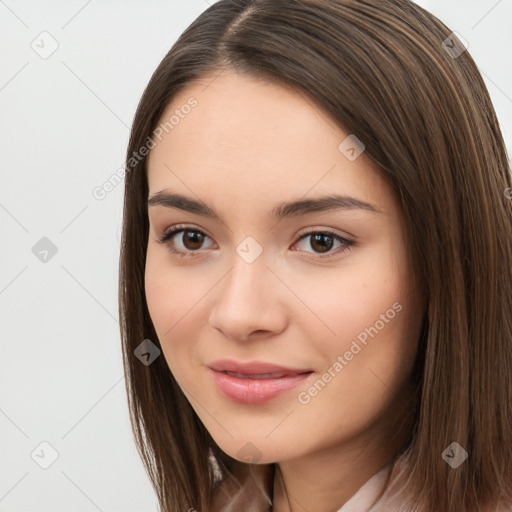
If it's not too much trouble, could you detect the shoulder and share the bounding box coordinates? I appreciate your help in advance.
[372,493,512,512]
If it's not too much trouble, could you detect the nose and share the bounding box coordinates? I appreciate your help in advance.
[208,253,288,342]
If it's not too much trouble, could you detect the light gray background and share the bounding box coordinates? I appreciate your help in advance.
[1,1,510,511]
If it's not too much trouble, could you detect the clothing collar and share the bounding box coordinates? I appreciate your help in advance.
[334,463,392,512]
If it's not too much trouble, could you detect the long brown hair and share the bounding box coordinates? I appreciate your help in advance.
[118,1,512,510]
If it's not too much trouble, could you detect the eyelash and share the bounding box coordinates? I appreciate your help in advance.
[157,223,354,260]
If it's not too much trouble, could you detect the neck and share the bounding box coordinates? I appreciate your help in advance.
[270,386,415,512]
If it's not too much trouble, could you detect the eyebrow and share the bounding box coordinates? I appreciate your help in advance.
[147,191,383,221]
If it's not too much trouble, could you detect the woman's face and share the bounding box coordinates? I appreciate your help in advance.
[145,70,425,464]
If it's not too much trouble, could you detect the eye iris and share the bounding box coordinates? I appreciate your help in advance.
[183,231,204,250]
[310,233,333,253]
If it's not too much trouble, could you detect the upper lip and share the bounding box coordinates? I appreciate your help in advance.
[208,359,313,376]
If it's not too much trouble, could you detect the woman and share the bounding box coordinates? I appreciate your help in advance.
[118,0,512,510]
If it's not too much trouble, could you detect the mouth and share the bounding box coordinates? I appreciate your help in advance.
[221,370,311,379]
[208,358,313,376]
[208,366,314,404]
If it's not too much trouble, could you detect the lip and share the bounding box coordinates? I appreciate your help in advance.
[207,359,314,404]
[208,359,312,376]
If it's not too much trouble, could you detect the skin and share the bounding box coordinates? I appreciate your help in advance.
[145,70,426,512]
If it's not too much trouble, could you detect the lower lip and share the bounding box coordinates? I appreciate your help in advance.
[209,368,313,404]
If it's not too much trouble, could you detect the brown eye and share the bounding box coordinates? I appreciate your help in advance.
[180,230,205,250]
[293,230,354,259]
[309,233,334,253]
[158,225,354,260]
[157,225,214,257]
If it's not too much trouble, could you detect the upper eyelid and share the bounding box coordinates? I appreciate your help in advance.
[159,224,353,249]
[160,223,352,239]
[157,224,355,261]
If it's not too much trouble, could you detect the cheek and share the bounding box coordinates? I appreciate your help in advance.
[296,298,420,447]
[294,239,419,401]
[144,243,201,329]
[288,242,405,348]
[144,249,213,378]
[145,251,187,357]
[145,248,175,332]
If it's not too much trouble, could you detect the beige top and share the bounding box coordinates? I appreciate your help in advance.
[336,463,511,512]
[335,463,392,512]
[210,461,396,512]
[210,458,510,512]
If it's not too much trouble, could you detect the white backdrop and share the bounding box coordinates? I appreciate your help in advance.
[1,1,510,511]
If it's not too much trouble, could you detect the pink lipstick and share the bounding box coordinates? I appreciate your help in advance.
[208,359,314,404]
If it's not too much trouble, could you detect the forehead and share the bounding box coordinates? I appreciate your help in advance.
[146,70,396,217]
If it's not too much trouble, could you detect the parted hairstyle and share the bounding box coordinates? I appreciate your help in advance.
[118,1,512,510]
